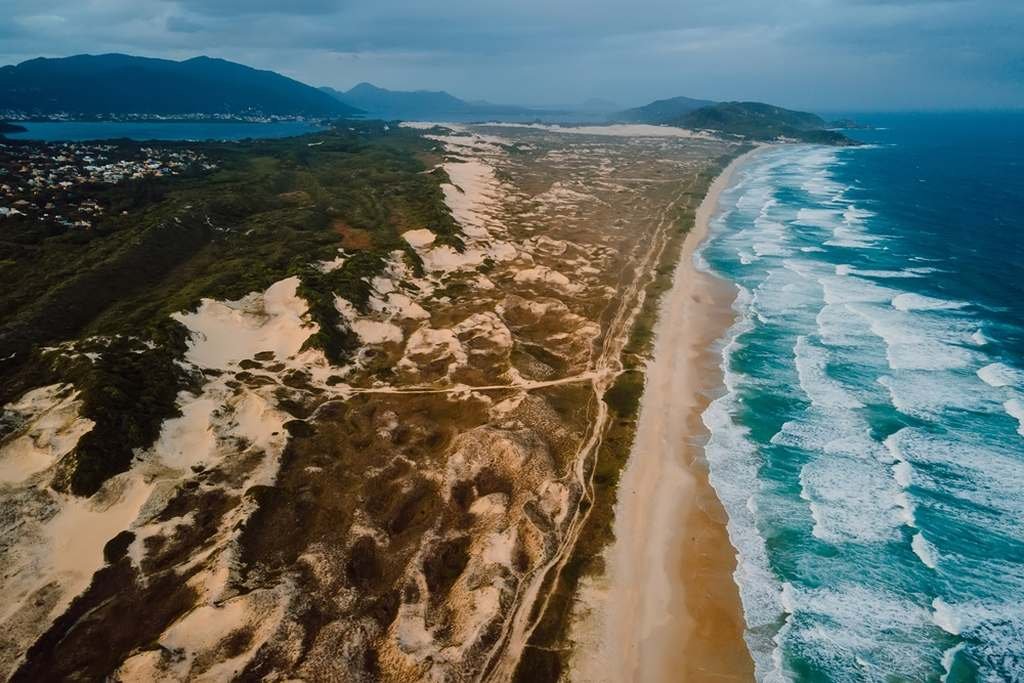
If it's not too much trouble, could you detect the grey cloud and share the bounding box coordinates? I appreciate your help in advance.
[166,16,202,33]
[1,0,1021,110]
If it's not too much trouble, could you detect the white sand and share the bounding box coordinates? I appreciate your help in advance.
[402,228,437,248]
[173,276,314,369]
[316,252,347,273]
[513,265,582,294]
[0,384,94,484]
[493,123,715,139]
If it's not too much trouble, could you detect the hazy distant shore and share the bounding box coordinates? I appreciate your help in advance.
[570,148,762,681]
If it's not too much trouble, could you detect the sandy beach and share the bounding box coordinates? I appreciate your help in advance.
[571,149,761,682]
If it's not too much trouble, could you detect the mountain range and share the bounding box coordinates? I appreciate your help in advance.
[615,95,716,123]
[0,54,359,117]
[321,82,536,120]
[615,98,854,144]
[0,53,852,143]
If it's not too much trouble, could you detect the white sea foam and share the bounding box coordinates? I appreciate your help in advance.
[779,584,943,680]
[1004,398,1024,436]
[795,207,843,228]
[702,141,1024,682]
[911,532,938,569]
[702,394,786,679]
[751,267,823,320]
[892,292,967,312]
[891,459,912,488]
[820,275,897,306]
[798,454,904,544]
[849,302,978,371]
[825,223,881,248]
[844,266,925,279]
[934,600,1024,681]
[939,642,965,683]
[793,336,864,408]
[933,598,962,635]
[977,362,1023,388]
[696,273,785,679]
[883,427,1024,536]
[773,403,901,544]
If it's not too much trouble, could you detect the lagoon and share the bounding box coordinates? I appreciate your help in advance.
[5,120,322,142]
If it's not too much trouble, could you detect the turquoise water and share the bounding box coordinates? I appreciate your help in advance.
[699,113,1024,682]
[5,120,321,142]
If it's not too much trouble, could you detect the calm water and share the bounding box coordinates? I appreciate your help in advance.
[5,120,321,142]
[698,113,1024,681]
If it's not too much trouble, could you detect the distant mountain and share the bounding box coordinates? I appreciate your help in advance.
[672,101,854,144]
[615,95,716,123]
[619,94,854,144]
[322,82,535,120]
[0,54,361,118]
[577,98,621,114]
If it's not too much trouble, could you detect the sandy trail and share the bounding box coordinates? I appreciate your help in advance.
[573,149,761,682]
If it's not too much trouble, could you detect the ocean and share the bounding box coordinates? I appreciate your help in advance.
[4,119,322,142]
[698,112,1024,681]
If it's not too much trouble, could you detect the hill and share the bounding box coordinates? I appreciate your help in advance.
[322,82,535,120]
[615,95,716,123]
[0,54,361,118]
[673,101,854,143]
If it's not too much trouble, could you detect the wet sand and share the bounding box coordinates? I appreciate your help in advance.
[572,149,760,682]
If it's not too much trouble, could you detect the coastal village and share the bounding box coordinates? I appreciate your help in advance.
[0,140,214,228]
[0,110,316,123]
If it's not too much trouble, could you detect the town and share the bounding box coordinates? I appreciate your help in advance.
[0,110,323,124]
[0,140,215,229]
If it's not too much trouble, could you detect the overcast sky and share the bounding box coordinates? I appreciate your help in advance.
[2,0,1022,111]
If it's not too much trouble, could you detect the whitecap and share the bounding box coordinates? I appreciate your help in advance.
[798,454,904,544]
[877,373,999,420]
[939,642,965,683]
[849,302,978,371]
[891,292,967,312]
[1004,398,1024,437]
[932,598,962,635]
[795,207,843,228]
[793,336,864,408]
[779,584,942,680]
[892,460,912,488]
[977,362,1023,388]
[911,532,938,569]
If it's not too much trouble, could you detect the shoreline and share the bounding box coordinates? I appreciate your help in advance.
[571,148,761,681]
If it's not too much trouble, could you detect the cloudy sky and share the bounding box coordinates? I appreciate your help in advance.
[2,0,1022,111]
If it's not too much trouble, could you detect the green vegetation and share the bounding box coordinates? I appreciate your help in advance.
[673,101,856,144]
[0,53,360,117]
[0,121,460,495]
[602,371,644,418]
[615,94,715,123]
[50,336,190,496]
